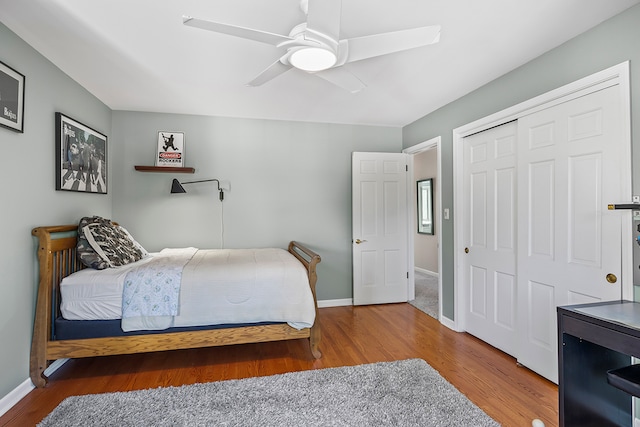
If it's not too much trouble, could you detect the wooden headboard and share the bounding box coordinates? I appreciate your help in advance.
[31,226,84,342]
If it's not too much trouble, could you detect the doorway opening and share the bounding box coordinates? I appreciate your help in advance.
[404,137,442,321]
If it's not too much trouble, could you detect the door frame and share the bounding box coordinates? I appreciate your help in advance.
[452,61,632,332]
[404,136,443,320]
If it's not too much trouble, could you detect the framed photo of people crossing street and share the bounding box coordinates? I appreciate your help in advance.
[55,112,108,194]
[156,131,185,167]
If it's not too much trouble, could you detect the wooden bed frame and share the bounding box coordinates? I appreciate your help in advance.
[30,224,322,388]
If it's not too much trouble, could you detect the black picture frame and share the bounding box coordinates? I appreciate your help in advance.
[417,178,434,235]
[0,60,25,133]
[55,112,108,194]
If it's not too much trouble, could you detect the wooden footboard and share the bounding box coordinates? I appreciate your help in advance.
[30,225,321,388]
[288,241,322,359]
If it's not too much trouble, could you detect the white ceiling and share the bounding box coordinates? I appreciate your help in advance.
[1,0,638,127]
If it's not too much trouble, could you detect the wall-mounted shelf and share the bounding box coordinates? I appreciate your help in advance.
[134,166,195,173]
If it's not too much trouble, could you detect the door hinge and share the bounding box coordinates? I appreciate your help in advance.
[406,165,408,172]
[407,272,409,279]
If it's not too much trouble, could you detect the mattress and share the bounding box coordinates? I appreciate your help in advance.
[60,247,316,331]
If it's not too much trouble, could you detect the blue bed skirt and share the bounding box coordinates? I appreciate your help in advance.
[54,317,279,340]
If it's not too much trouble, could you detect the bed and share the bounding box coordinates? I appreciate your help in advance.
[30,221,321,388]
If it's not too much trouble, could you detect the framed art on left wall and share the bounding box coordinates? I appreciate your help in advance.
[0,60,25,133]
[55,112,108,194]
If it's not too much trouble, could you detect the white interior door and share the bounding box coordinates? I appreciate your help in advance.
[352,152,408,305]
[462,121,518,355]
[516,85,624,383]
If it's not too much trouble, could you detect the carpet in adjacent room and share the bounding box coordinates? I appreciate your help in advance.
[409,270,439,319]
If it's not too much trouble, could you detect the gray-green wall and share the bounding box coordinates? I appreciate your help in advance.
[110,112,401,302]
[403,4,640,320]
[0,23,112,399]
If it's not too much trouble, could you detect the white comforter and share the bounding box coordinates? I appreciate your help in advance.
[60,248,316,332]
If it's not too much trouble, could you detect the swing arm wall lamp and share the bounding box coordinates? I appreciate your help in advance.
[171,178,224,201]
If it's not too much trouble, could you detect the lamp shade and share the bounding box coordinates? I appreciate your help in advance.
[170,178,187,193]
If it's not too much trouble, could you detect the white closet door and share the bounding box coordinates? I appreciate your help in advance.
[462,121,518,355]
[516,85,624,383]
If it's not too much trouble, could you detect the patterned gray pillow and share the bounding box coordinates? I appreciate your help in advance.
[77,216,147,269]
[77,216,112,269]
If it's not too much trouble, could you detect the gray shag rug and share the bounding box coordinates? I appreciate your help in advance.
[410,271,439,319]
[38,359,498,427]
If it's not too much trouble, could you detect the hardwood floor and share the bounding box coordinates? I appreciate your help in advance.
[0,304,558,426]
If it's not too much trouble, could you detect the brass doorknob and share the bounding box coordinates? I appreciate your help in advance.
[606,273,617,284]
[355,239,367,244]
[464,247,469,253]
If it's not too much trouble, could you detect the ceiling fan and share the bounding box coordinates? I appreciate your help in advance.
[183,0,440,93]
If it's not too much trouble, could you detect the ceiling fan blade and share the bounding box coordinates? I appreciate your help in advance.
[183,15,293,46]
[305,0,341,42]
[315,67,366,93]
[343,25,441,63]
[246,59,292,87]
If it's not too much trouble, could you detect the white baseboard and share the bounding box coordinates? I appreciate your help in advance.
[415,267,439,277]
[43,358,69,377]
[318,298,352,308]
[0,378,33,418]
[0,358,69,418]
[440,315,460,332]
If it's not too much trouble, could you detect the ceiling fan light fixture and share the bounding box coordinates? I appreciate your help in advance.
[289,47,337,72]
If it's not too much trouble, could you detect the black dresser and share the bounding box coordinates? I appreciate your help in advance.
[558,300,640,426]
